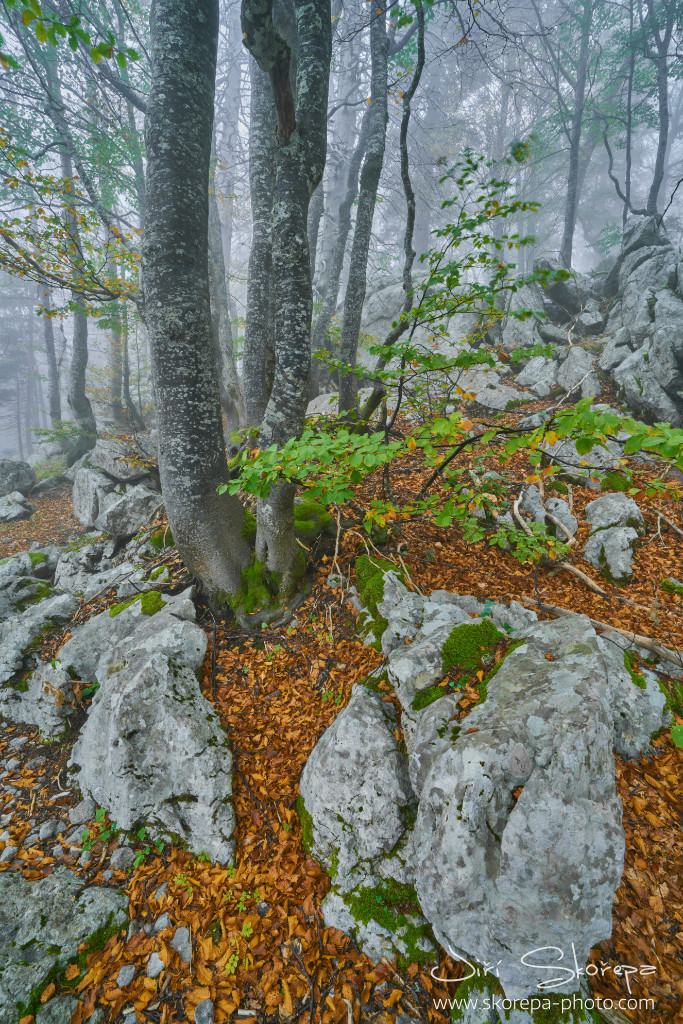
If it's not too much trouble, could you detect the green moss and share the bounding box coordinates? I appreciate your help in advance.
[342,877,435,969]
[149,528,174,551]
[295,795,315,854]
[148,565,167,581]
[450,972,600,1023]
[29,552,48,568]
[242,507,257,543]
[228,558,281,614]
[294,500,334,545]
[624,650,646,689]
[355,555,404,648]
[411,685,445,712]
[109,589,167,618]
[662,576,683,597]
[546,479,568,494]
[442,619,503,676]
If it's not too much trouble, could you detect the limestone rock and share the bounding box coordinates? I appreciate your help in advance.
[0,459,36,498]
[72,467,118,528]
[93,483,160,539]
[0,592,78,688]
[0,868,127,1024]
[0,491,35,523]
[585,492,645,534]
[514,356,559,397]
[556,346,600,398]
[598,327,632,371]
[583,526,639,583]
[88,437,152,484]
[613,349,683,425]
[71,652,236,863]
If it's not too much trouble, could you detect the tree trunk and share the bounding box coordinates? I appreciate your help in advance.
[242,57,277,426]
[338,9,389,413]
[243,0,332,591]
[39,285,61,424]
[209,160,244,430]
[143,0,250,601]
[646,8,672,216]
[559,1,591,269]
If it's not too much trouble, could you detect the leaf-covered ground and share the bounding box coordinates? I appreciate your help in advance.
[0,417,682,1024]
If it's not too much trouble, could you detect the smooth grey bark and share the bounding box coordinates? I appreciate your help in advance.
[310,107,369,397]
[209,161,244,430]
[559,0,591,269]
[38,285,61,425]
[243,0,332,590]
[338,8,389,413]
[143,0,250,600]
[644,0,673,215]
[242,57,277,426]
[107,307,125,424]
[307,181,324,285]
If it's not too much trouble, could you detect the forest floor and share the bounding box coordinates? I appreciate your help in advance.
[0,402,682,1024]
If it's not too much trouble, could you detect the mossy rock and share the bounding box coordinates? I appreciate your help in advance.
[109,590,167,618]
[662,576,683,597]
[354,554,404,649]
[149,528,174,552]
[442,619,504,676]
[341,877,435,970]
[294,499,335,546]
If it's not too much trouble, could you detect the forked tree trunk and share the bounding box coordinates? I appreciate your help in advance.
[143,0,250,601]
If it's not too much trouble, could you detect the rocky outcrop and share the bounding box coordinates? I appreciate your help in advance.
[299,574,671,1000]
[0,460,36,498]
[71,651,236,863]
[71,467,118,528]
[582,492,646,583]
[72,454,160,539]
[0,491,35,524]
[93,483,159,538]
[0,590,78,689]
[0,868,128,1024]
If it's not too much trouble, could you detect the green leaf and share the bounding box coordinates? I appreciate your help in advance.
[90,45,101,62]
[116,51,126,68]
[34,20,48,42]
[672,725,683,749]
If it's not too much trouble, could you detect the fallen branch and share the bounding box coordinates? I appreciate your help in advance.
[554,562,608,597]
[516,595,683,670]
[544,511,576,546]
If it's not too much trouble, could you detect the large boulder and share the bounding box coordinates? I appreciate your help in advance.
[0,591,77,689]
[556,346,600,398]
[514,356,559,397]
[584,492,645,534]
[0,491,35,524]
[0,459,36,498]
[0,868,128,1024]
[500,284,544,352]
[612,349,683,426]
[534,257,597,316]
[584,526,640,584]
[71,651,236,863]
[87,437,152,483]
[93,483,160,538]
[71,467,118,528]
[300,576,671,999]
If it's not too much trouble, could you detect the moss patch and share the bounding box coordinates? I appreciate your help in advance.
[295,795,315,855]
[149,528,174,552]
[662,576,683,597]
[242,508,257,544]
[355,555,404,649]
[29,552,48,568]
[109,590,167,618]
[624,650,646,689]
[342,877,435,969]
[411,685,445,712]
[442,619,503,676]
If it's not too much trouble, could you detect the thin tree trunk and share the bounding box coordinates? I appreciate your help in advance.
[242,56,277,426]
[307,181,324,285]
[559,1,591,269]
[646,4,672,216]
[209,155,244,430]
[16,373,23,461]
[338,8,389,412]
[39,284,61,424]
[143,0,250,601]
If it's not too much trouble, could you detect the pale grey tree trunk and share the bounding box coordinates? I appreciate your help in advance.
[209,161,244,430]
[143,0,250,601]
[243,0,332,592]
[242,56,277,426]
[38,285,61,425]
[559,0,591,269]
[338,8,388,413]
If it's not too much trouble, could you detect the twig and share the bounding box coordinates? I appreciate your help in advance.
[512,495,533,537]
[544,511,576,546]
[555,562,608,597]
[653,509,683,539]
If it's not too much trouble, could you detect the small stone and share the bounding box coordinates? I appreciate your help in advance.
[170,926,191,963]
[194,1000,214,1024]
[39,819,60,841]
[0,845,17,862]
[117,965,136,988]
[0,814,12,826]
[102,869,113,882]
[146,951,164,978]
[143,922,153,935]
[8,736,28,750]
[25,832,39,847]
[65,829,84,846]
[257,901,269,918]
[154,881,168,901]
[52,845,64,858]
[26,757,45,770]
[110,846,135,871]
[78,850,93,868]
[0,830,9,843]
[154,912,171,932]
[68,797,95,825]
[5,759,20,772]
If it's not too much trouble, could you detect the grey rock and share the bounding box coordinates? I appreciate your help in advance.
[541,434,622,487]
[71,467,118,529]
[534,257,597,315]
[514,356,558,398]
[102,870,113,882]
[154,882,168,901]
[574,309,606,336]
[519,484,546,524]
[69,797,96,825]
[598,633,671,760]
[78,850,93,868]
[52,845,63,858]
[299,685,416,888]
[322,888,435,966]
[39,819,60,841]
[170,926,192,964]
[599,327,633,371]
[0,662,76,739]
[194,999,214,1024]
[536,321,569,345]
[650,321,683,395]
[31,475,67,496]
[36,995,79,1024]
[556,346,600,398]
[545,497,578,538]
[0,459,36,498]
[501,284,545,352]
[88,438,152,484]
[0,867,128,1024]
[613,348,683,426]
[0,591,78,690]
[0,846,17,863]
[55,587,205,688]
[0,492,35,523]
[585,492,645,534]
[110,846,135,871]
[117,964,136,988]
[146,952,164,978]
[584,526,639,583]
[71,652,236,864]
[154,912,171,932]
[0,576,57,626]
[94,484,160,539]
